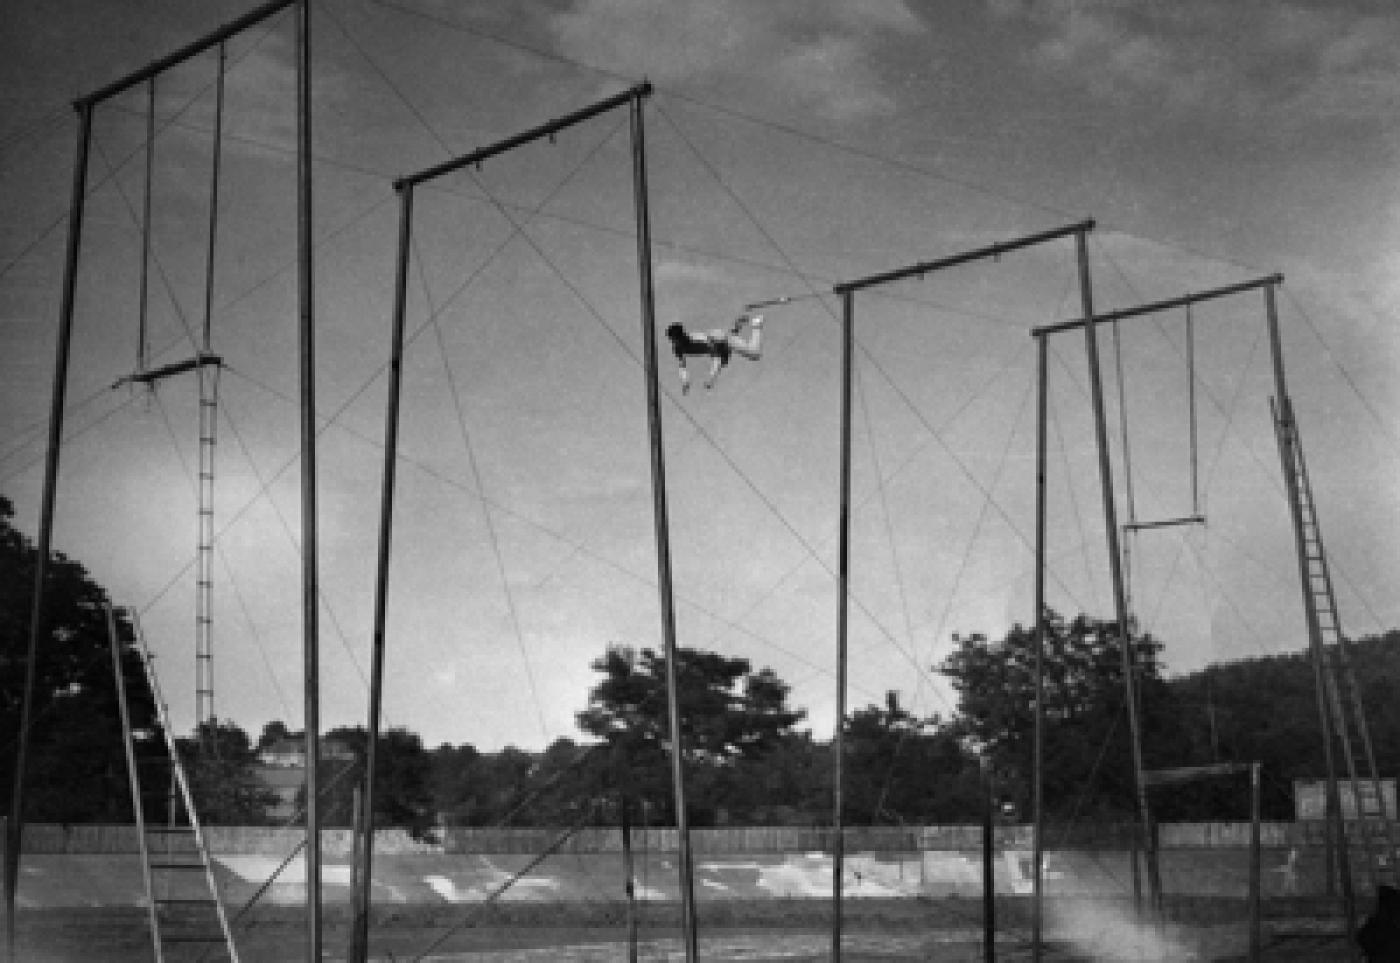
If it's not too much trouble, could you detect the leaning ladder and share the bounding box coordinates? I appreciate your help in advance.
[1272,399,1398,888]
[107,605,240,962]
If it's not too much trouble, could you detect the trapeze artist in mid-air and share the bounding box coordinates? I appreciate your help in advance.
[665,313,763,393]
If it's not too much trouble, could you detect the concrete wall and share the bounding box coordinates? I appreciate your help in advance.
[16,821,1355,856]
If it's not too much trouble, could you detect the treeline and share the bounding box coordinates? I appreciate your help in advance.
[4,491,1399,831]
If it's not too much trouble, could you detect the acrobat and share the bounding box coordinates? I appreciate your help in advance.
[664,314,763,393]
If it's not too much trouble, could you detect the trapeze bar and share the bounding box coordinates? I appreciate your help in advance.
[832,219,1094,295]
[1032,273,1284,337]
[1123,514,1206,533]
[396,82,652,190]
[78,0,297,108]
[113,352,222,388]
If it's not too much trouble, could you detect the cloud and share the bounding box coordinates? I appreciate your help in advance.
[1001,1,1400,127]
[545,0,925,122]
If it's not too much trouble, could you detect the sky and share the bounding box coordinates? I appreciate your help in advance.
[1,0,1397,753]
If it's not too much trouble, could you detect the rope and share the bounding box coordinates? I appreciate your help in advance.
[219,363,848,694]
[0,9,288,292]
[415,233,551,744]
[368,0,1272,283]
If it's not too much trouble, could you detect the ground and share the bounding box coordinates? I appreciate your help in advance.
[7,899,1354,961]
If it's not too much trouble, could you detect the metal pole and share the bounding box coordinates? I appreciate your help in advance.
[833,288,854,961]
[1187,306,1198,517]
[79,0,297,107]
[1249,762,1261,962]
[629,91,697,963]
[5,101,93,962]
[983,761,996,963]
[1033,274,1284,337]
[349,784,365,960]
[621,786,639,963]
[1072,229,1160,912]
[202,41,225,351]
[139,78,154,373]
[834,220,1095,295]
[295,1,321,957]
[400,83,650,189]
[351,183,414,963]
[1032,331,1048,961]
[1262,283,1355,939]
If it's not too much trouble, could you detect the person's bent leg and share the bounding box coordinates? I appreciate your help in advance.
[729,314,762,360]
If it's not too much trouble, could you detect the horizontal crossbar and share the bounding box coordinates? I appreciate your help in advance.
[1032,274,1283,337]
[833,220,1094,295]
[397,83,651,189]
[1124,515,1206,533]
[79,0,296,107]
[114,353,222,388]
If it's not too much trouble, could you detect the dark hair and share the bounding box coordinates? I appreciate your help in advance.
[664,322,684,341]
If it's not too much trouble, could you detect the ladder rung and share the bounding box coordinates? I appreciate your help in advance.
[151,861,206,870]
[156,897,218,906]
[146,826,195,834]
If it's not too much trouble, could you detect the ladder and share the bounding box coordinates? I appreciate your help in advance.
[196,356,220,742]
[107,605,240,962]
[1272,399,1398,888]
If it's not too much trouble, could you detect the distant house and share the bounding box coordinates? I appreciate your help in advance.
[253,736,358,821]
[256,736,356,768]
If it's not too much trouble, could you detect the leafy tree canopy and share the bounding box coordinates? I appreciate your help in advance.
[0,494,162,822]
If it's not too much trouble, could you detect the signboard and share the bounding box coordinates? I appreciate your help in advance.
[1294,778,1396,821]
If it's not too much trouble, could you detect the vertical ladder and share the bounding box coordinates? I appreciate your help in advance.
[1272,399,1398,887]
[196,356,220,742]
[109,606,240,962]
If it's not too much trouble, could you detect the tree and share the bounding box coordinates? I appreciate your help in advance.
[179,720,278,825]
[0,494,164,822]
[324,725,434,837]
[576,644,806,825]
[1165,630,1400,820]
[939,610,1180,821]
[842,691,984,824]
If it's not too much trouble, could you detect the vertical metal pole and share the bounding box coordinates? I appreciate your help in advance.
[1263,283,1355,939]
[351,183,414,963]
[1032,331,1048,961]
[1072,229,1160,911]
[5,101,93,962]
[295,0,321,957]
[1187,306,1198,517]
[621,788,639,963]
[1249,762,1261,963]
[833,288,854,962]
[139,78,155,373]
[983,761,996,963]
[629,92,697,963]
[202,42,225,351]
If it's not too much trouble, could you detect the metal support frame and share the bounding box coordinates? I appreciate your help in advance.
[295,1,320,957]
[1263,282,1358,941]
[4,100,93,963]
[1027,270,1288,934]
[5,3,304,957]
[354,82,686,963]
[834,289,853,960]
[831,220,1092,962]
[1032,330,1048,956]
[1072,229,1161,913]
